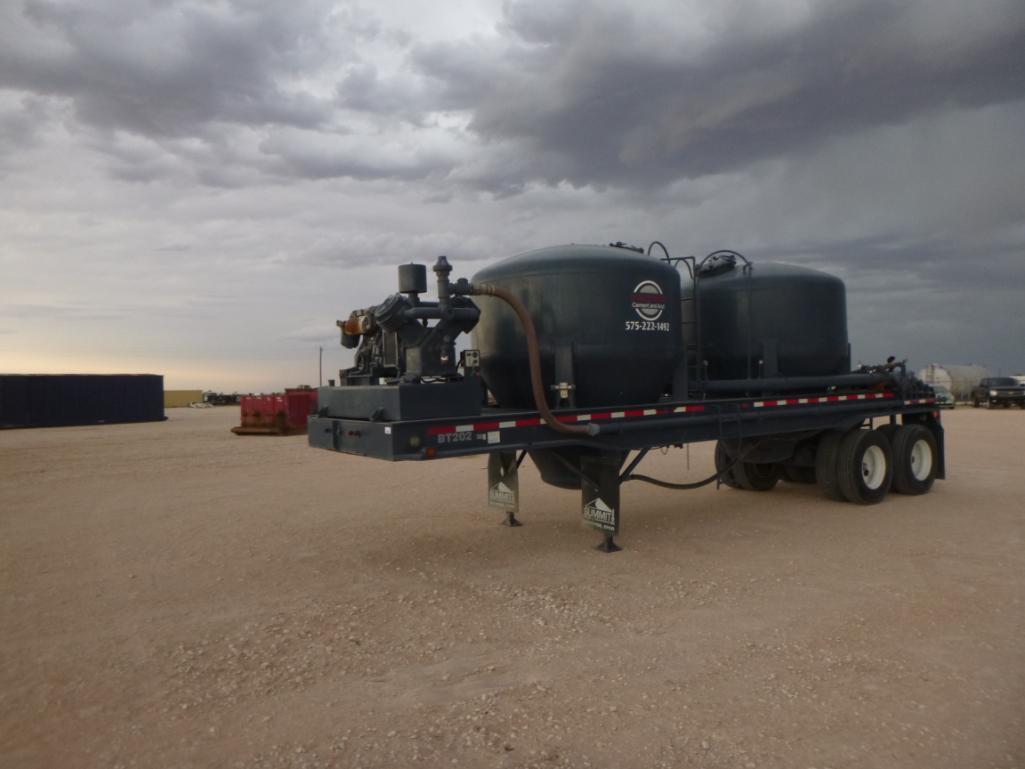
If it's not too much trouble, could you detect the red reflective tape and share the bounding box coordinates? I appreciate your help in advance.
[590,412,613,421]
[624,409,645,417]
[473,421,500,431]
[427,426,455,436]
[630,294,667,302]
[517,417,541,427]
[689,405,706,412]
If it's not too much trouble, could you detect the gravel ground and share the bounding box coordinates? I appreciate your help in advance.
[1,406,1023,769]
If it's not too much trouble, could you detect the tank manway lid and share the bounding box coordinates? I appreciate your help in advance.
[697,250,745,277]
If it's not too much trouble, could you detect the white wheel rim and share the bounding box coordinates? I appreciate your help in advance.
[861,445,886,490]
[909,439,933,481]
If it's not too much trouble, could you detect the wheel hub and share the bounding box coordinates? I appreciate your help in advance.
[861,445,886,490]
[909,439,933,481]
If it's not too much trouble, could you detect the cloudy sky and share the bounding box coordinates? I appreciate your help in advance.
[2,0,1024,390]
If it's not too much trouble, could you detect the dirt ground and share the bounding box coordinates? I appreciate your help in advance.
[1,406,1023,769]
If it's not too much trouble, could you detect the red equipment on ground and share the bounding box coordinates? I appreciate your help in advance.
[231,387,318,436]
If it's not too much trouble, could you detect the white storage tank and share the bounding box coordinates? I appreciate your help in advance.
[917,363,991,401]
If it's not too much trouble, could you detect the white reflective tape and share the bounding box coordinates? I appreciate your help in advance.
[838,395,848,401]
[672,406,687,413]
[611,411,625,419]
[856,394,866,400]
[455,425,473,433]
[643,408,657,416]
[754,401,765,408]
[499,420,516,429]
[798,398,809,404]
[576,414,591,422]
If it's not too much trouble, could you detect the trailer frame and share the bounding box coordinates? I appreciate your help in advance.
[308,387,942,550]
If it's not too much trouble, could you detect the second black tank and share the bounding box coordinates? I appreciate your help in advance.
[683,251,849,382]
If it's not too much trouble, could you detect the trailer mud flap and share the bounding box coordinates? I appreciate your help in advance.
[488,451,521,525]
[581,453,622,552]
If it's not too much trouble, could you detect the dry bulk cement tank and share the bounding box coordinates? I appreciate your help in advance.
[681,252,850,388]
[472,243,683,488]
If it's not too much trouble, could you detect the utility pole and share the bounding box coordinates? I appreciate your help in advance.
[318,346,323,387]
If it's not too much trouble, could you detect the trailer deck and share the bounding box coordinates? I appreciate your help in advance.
[309,389,938,460]
[309,386,943,551]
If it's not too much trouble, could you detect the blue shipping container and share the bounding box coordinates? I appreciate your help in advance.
[0,374,165,429]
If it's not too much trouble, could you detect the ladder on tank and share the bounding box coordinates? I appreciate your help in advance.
[651,243,703,398]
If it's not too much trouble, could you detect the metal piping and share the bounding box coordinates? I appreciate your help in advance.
[700,372,891,394]
[469,284,596,437]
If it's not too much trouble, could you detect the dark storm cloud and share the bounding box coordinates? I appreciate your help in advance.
[0,0,347,137]
[408,0,1025,188]
[2,0,1023,378]
[3,0,1024,191]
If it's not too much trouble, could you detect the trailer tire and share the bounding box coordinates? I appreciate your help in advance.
[714,441,739,488]
[836,429,892,504]
[782,466,816,484]
[814,431,846,501]
[733,461,781,491]
[889,424,937,495]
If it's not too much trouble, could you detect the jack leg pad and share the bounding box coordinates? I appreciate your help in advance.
[596,531,622,553]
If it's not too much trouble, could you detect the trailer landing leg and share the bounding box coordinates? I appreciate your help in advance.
[488,452,521,526]
[581,453,623,553]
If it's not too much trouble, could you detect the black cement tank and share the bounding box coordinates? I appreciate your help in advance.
[683,254,849,380]
[472,244,683,408]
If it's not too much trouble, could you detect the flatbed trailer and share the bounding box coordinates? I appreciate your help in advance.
[309,385,943,551]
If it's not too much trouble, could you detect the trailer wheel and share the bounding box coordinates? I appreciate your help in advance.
[889,424,937,495]
[714,441,739,488]
[836,429,893,504]
[814,431,846,501]
[782,466,816,484]
[733,461,781,491]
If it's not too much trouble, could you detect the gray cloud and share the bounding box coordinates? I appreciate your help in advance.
[408,0,1025,188]
[1,0,1024,385]
[1,0,346,137]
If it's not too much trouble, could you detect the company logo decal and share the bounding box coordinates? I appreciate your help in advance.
[631,281,665,321]
[583,497,616,530]
[489,481,515,507]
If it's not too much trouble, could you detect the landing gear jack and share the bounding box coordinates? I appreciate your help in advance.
[581,453,622,553]
[488,451,522,526]
[488,450,625,551]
